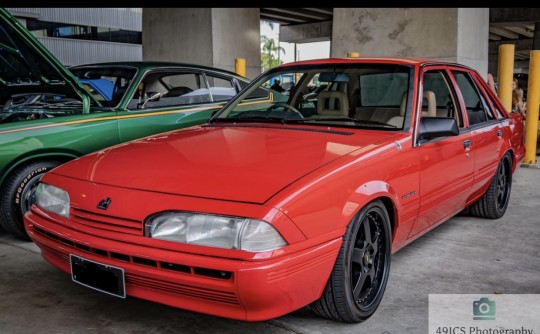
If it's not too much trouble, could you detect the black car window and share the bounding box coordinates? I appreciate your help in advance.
[452,71,495,126]
[205,74,236,102]
[422,70,463,128]
[237,79,270,100]
[129,71,211,110]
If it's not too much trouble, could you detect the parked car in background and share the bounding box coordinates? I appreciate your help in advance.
[0,8,249,239]
[25,57,525,322]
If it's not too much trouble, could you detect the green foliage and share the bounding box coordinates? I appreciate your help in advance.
[261,35,285,72]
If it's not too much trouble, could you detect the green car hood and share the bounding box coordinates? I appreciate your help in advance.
[0,8,99,108]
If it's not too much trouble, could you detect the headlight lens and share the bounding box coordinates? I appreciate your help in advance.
[35,183,70,218]
[145,212,287,252]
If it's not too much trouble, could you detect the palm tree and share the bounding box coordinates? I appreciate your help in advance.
[261,19,275,30]
[261,35,285,71]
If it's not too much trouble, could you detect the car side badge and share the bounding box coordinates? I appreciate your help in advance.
[395,141,402,151]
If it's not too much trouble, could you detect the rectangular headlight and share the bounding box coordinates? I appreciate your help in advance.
[145,212,287,252]
[35,183,70,218]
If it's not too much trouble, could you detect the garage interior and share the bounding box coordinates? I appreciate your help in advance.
[1,7,539,333]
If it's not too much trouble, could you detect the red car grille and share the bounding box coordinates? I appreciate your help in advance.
[71,208,142,235]
[32,226,238,304]
[126,274,239,304]
[34,239,69,263]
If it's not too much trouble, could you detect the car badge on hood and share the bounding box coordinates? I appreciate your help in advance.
[97,197,112,210]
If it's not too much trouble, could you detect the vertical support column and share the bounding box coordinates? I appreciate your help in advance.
[497,44,515,113]
[533,22,540,50]
[331,8,488,75]
[524,51,540,165]
[142,8,261,79]
[235,58,246,77]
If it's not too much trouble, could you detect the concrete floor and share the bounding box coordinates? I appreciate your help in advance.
[1,167,539,334]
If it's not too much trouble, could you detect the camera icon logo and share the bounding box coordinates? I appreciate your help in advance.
[473,297,496,320]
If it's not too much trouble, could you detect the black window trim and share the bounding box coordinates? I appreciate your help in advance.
[414,66,464,147]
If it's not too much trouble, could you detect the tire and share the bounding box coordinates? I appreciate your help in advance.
[310,199,392,322]
[0,160,60,240]
[470,153,512,219]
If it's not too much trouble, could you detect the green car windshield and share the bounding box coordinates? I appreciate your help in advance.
[214,64,412,130]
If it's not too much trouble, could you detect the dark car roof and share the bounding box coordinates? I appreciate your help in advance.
[69,61,243,78]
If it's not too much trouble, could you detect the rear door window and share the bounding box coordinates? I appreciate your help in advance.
[452,71,495,126]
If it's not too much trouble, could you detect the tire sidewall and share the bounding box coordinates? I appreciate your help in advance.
[1,161,59,236]
[342,200,392,320]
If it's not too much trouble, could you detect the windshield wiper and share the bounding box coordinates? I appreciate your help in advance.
[218,116,289,124]
[42,100,83,108]
[299,117,397,128]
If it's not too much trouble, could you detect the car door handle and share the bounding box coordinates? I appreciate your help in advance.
[497,129,503,137]
[464,140,471,150]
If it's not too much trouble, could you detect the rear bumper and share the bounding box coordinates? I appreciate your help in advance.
[25,211,341,321]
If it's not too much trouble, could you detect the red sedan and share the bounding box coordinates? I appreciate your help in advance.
[25,58,525,323]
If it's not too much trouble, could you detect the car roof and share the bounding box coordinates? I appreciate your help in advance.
[69,61,243,77]
[277,57,472,70]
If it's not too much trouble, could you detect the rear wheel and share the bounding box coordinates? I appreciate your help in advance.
[470,153,512,219]
[0,161,60,240]
[310,199,392,322]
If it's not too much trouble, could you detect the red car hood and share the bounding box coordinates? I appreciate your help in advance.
[54,125,395,204]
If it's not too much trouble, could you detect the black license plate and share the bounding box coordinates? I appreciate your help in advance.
[70,254,126,298]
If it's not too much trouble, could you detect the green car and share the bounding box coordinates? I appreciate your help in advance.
[0,8,250,239]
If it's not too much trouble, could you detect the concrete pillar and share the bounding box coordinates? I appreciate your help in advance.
[331,8,489,77]
[534,22,540,50]
[142,8,261,79]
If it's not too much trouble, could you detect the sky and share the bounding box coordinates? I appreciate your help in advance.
[260,20,330,64]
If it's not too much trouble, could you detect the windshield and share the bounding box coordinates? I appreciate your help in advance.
[70,66,137,107]
[214,64,412,130]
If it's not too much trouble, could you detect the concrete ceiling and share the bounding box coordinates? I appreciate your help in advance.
[489,25,535,61]
[260,8,332,25]
[489,8,540,63]
[261,8,539,64]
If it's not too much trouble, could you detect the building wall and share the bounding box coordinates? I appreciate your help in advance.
[456,8,489,79]
[142,8,213,66]
[7,8,142,31]
[143,8,261,79]
[7,8,143,66]
[37,37,142,66]
[332,8,458,58]
[211,8,261,78]
[331,8,489,77]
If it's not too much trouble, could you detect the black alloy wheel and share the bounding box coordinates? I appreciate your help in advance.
[311,199,392,322]
[470,153,512,219]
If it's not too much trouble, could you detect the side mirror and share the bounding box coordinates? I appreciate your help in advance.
[138,92,162,109]
[418,117,459,141]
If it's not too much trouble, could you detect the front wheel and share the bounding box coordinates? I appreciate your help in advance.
[311,199,392,322]
[0,160,60,240]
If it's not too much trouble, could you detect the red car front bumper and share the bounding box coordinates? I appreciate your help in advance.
[25,210,341,321]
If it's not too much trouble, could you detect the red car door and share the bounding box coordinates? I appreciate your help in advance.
[410,67,474,238]
[450,69,502,197]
